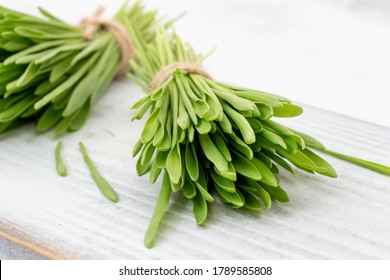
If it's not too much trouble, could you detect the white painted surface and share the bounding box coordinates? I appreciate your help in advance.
[0,0,389,259]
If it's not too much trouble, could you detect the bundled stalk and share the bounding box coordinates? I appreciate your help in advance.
[0,2,160,136]
[130,27,390,248]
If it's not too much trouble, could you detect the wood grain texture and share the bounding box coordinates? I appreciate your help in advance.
[0,80,389,259]
[0,219,73,260]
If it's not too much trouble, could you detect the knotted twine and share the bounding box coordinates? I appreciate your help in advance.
[150,62,212,89]
[80,6,134,77]
[81,7,211,87]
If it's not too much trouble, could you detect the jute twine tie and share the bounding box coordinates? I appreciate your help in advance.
[150,62,212,89]
[80,6,134,77]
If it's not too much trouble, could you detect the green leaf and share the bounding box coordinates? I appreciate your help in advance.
[55,141,67,177]
[229,133,253,160]
[283,137,299,154]
[233,88,289,107]
[198,134,229,173]
[177,97,190,129]
[191,76,223,120]
[141,142,156,167]
[195,119,212,134]
[256,103,273,120]
[273,103,303,118]
[50,55,74,82]
[249,181,272,208]
[231,151,262,180]
[149,159,162,184]
[215,184,244,207]
[262,150,296,175]
[210,168,236,193]
[270,163,279,174]
[152,122,165,147]
[53,110,79,137]
[236,184,258,194]
[185,143,199,181]
[144,172,172,249]
[301,148,337,178]
[166,144,182,185]
[292,129,326,151]
[321,149,390,177]
[247,118,263,133]
[278,149,327,173]
[193,99,210,119]
[4,39,69,66]
[264,120,305,148]
[0,94,38,122]
[183,178,196,199]
[255,152,272,168]
[210,132,231,162]
[71,34,111,65]
[251,157,278,187]
[131,100,152,121]
[262,185,289,203]
[38,7,68,23]
[213,86,258,113]
[136,151,151,175]
[241,191,262,211]
[79,142,118,202]
[169,82,180,146]
[132,139,144,158]
[35,75,68,96]
[141,108,160,143]
[37,105,62,132]
[260,129,287,149]
[69,102,91,131]
[52,90,71,109]
[192,190,208,225]
[177,79,198,125]
[16,62,40,87]
[62,71,95,117]
[214,161,237,181]
[156,150,168,168]
[187,124,195,143]
[222,102,255,144]
[193,180,214,202]
[3,41,31,52]
[219,113,233,134]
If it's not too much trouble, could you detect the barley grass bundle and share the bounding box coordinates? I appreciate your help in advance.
[0,2,160,136]
[129,27,390,248]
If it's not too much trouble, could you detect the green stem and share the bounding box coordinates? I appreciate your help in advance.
[321,149,390,176]
[144,171,172,248]
[79,142,118,202]
[55,141,67,176]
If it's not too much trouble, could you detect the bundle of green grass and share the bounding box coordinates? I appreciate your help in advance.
[129,27,390,248]
[0,3,160,136]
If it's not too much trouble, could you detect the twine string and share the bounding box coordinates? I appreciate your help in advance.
[150,62,212,89]
[80,6,134,77]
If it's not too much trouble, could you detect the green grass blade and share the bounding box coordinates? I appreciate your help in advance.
[144,172,172,248]
[79,142,118,202]
[321,149,390,176]
[55,141,67,177]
